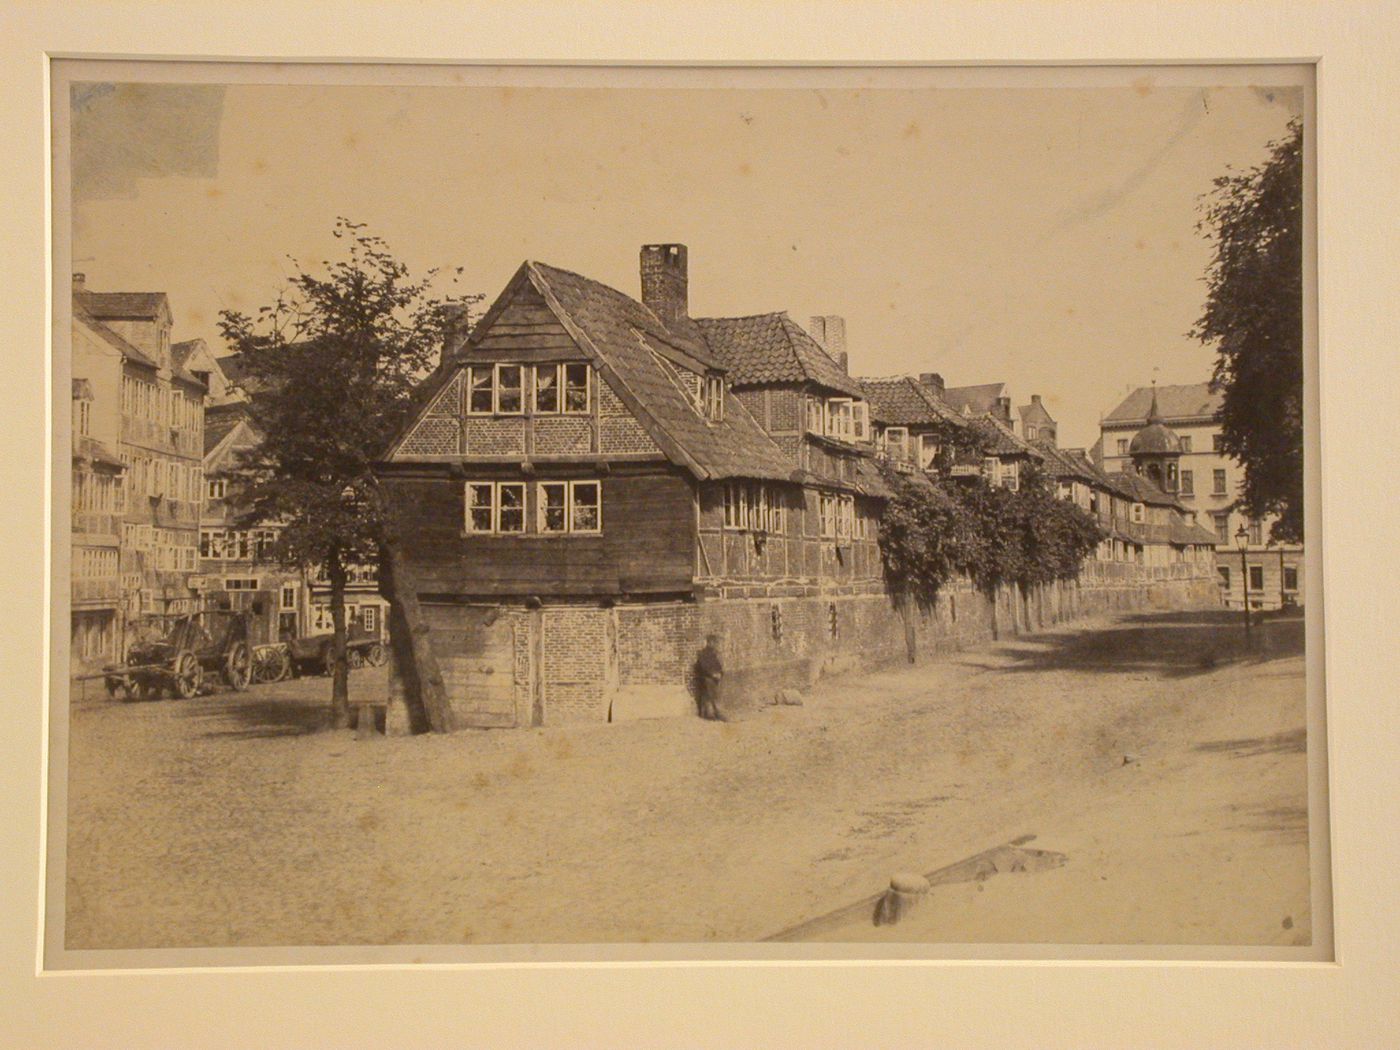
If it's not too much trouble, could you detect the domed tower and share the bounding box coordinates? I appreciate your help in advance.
[1128,385,1182,493]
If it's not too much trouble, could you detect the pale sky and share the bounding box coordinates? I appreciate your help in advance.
[67,70,1302,449]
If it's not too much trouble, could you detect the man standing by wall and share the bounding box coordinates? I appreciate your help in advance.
[696,634,725,721]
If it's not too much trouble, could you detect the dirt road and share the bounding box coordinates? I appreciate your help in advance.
[62,608,1310,950]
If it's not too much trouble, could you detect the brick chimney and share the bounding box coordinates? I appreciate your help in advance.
[809,315,848,373]
[439,302,472,367]
[1031,393,1042,406]
[919,372,945,395]
[640,244,688,326]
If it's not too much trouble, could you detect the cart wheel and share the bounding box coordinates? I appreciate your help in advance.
[173,651,203,699]
[253,646,290,684]
[224,641,252,692]
[347,649,365,670]
[365,643,387,667]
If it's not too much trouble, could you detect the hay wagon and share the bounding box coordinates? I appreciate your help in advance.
[106,609,254,700]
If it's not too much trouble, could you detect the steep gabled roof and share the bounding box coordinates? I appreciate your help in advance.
[392,261,795,483]
[75,289,169,322]
[1107,470,1182,508]
[1034,441,1099,483]
[941,382,1005,416]
[1104,382,1221,424]
[74,306,159,369]
[859,375,967,428]
[696,313,866,399]
[1017,398,1055,425]
[976,414,1044,459]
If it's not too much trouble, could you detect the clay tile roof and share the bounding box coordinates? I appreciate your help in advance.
[528,262,795,483]
[75,435,125,470]
[203,402,249,455]
[74,306,159,369]
[1104,382,1221,424]
[976,414,1043,458]
[1106,470,1182,508]
[859,375,967,428]
[74,289,169,321]
[1034,441,1098,482]
[696,312,867,399]
[941,382,1005,416]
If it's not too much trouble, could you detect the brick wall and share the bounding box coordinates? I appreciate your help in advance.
[541,607,609,724]
[534,416,592,455]
[600,415,661,455]
[734,388,765,425]
[465,417,527,456]
[769,388,800,431]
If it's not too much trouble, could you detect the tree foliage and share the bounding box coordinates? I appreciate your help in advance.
[878,460,1106,606]
[1192,118,1304,542]
[219,218,482,726]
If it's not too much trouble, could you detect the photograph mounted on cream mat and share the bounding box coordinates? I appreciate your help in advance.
[45,58,1327,968]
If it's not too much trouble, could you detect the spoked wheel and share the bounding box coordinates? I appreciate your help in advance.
[223,641,252,692]
[253,645,290,684]
[347,649,365,670]
[172,651,203,699]
[364,643,387,668]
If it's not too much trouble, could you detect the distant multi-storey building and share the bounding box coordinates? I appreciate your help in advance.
[1098,382,1303,610]
[70,276,207,671]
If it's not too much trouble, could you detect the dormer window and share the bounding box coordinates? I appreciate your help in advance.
[702,375,724,422]
[883,427,909,460]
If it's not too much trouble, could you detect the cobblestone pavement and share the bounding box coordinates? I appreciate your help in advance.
[60,609,1311,950]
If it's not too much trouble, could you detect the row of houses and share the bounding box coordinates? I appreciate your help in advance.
[69,276,386,676]
[378,244,1222,729]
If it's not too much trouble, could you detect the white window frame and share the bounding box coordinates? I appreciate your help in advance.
[703,375,724,422]
[918,433,940,470]
[1213,469,1228,496]
[465,482,496,533]
[224,577,259,591]
[533,363,561,414]
[852,401,869,441]
[537,481,569,534]
[497,481,527,534]
[467,365,495,415]
[494,364,525,415]
[569,480,602,533]
[361,606,378,634]
[818,493,836,539]
[562,363,591,415]
[280,584,298,610]
[884,426,909,460]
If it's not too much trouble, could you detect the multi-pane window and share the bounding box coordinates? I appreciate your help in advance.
[703,375,724,422]
[883,427,909,460]
[1248,565,1264,591]
[280,585,298,610]
[468,480,600,534]
[207,477,227,500]
[571,481,601,532]
[918,434,941,470]
[224,577,259,591]
[534,364,560,413]
[825,399,854,441]
[465,482,496,532]
[1117,439,1129,455]
[76,399,91,436]
[805,397,824,434]
[563,364,590,413]
[361,606,378,634]
[1131,503,1145,524]
[818,493,836,538]
[538,482,568,533]
[1212,433,1225,452]
[1247,520,1263,546]
[468,366,494,414]
[1026,426,1037,440]
[1180,469,1194,495]
[1000,461,1019,491]
[497,483,526,533]
[722,482,784,533]
[1212,469,1227,495]
[1212,512,1230,541]
[496,365,523,414]
[1283,566,1299,592]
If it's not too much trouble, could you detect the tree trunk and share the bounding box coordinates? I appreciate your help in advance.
[327,555,352,729]
[377,538,454,734]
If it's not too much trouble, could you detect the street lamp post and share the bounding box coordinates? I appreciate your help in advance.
[1235,524,1251,644]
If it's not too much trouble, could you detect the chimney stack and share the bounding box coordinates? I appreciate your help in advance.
[996,395,1012,422]
[809,315,848,373]
[440,302,472,366]
[919,372,945,394]
[1031,393,1042,405]
[640,244,689,326]
[73,273,86,292]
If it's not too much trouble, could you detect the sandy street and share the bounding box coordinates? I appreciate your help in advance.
[62,608,1310,951]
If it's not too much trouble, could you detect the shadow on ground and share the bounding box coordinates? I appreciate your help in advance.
[971,608,1305,680]
[178,692,334,739]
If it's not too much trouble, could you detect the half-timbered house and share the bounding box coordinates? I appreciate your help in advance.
[380,246,900,728]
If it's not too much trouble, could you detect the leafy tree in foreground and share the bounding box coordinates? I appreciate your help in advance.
[1193,117,1304,543]
[220,218,482,730]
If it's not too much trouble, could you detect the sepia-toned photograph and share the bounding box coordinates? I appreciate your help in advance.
[49,60,1324,965]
